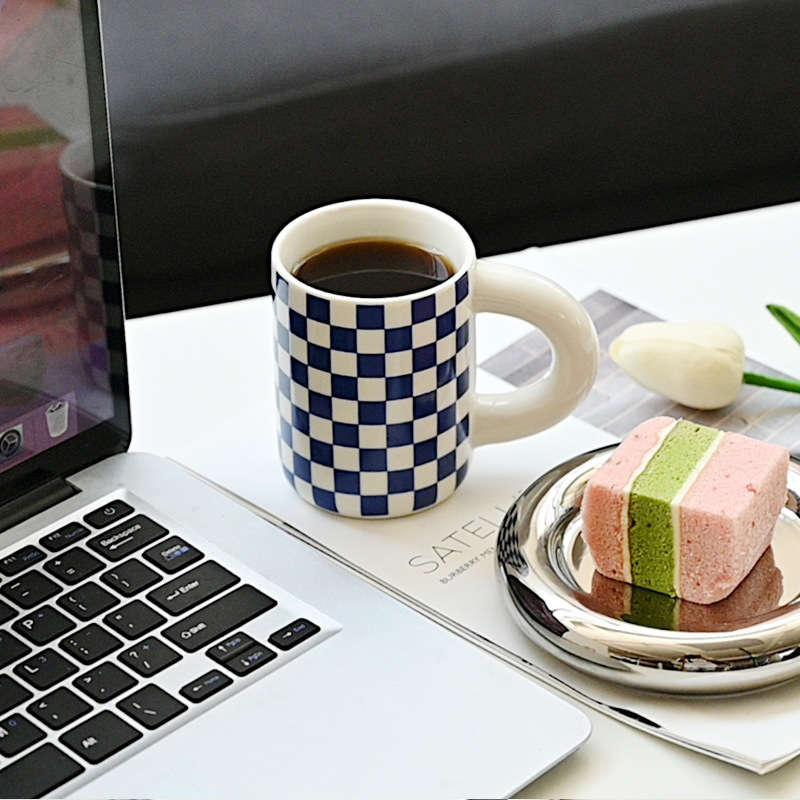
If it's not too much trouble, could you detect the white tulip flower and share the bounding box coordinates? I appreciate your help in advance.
[610,322,745,410]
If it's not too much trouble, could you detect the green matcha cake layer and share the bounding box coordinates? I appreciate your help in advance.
[628,421,722,595]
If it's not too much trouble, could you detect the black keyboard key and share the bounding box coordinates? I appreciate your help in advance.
[0,545,46,577]
[74,662,137,703]
[163,585,277,652]
[58,582,119,621]
[60,624,122,665]
[269,618,321,651]
[0,743,84,797]
[41,522,90,552]
[84,499,134,529]
[28,687,90,730]
[104,601,165,640]
[87,515,167,562]
[179,669,232,703]
[0,600,16,625]
[117,684,186,730]
[0,676,32,715]
[44,548,103,585]
[224,644,277,676]
[143,536,203,573]
[14,649,78,691]
[1,571,60,609]
[148,561,238,616]
[60,710,141,764]
[0,631,31,669]
[0,713,45,757]
[13,606,76,645]
[118,637,181,677]
[207,631,256,664]
[101,558,161,597]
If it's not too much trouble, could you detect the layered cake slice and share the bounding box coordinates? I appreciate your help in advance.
[582,417,789,604]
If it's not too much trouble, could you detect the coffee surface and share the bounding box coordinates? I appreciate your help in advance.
[293,238,455,298]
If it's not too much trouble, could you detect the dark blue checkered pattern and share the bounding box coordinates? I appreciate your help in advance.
[62,170,117,392]
[274,272,472,516]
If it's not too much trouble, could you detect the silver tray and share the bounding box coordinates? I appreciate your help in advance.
[496,445,800,694]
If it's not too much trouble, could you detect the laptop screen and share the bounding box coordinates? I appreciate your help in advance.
[0,0,129,487]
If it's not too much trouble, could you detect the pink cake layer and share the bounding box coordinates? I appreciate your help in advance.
[582,416,675,582]
[679,432,789,603]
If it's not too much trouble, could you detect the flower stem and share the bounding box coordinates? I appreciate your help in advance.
[743,372,800,394]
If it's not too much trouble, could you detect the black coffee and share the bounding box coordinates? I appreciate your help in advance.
[294,238,455,298]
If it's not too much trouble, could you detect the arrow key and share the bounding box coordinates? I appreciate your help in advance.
[268,618,320,651]
[179,669,232,703]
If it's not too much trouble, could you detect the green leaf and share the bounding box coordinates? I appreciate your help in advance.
[767,304,800,348]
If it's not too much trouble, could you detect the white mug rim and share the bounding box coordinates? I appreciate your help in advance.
[59,139,106,191]
[271,198,475,306]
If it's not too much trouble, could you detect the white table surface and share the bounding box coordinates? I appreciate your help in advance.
[126,200,800,799]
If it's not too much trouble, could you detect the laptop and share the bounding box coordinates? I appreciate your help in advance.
[0,2,590,797]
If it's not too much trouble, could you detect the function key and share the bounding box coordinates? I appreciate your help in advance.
[84,499,134,529]
[60,624,122,665]
[13,606,75,646]
[224,644,276,676]
[101,558,161,597]
[143,536,203,573]
[116,684,186,730]
[0,743,84,797]
[104,601,165,640]
[0,713,45,757]
[58,582,119,622]
[59,710,141,764]
[74,662,137,703]
[118,636,181,678]
[0,545,46,577]
[44,548,104,585]
[180,669,232,704]
[1,571,60,609]
[87,516,168,562]
[0,675,33,716]
[41,522,90,552]
[14,649,78,691]
[0,631,31,669]
[268,618,321,651]
[207,631,256,664]
[28,687,90,730]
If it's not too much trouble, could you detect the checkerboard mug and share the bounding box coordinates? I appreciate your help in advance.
[271,199,598,518]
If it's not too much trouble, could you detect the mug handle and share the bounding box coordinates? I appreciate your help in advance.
[471,259,599,446]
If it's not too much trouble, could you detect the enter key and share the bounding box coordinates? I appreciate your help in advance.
[146,562,239,616]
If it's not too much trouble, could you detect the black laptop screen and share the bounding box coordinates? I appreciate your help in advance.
[0,0,128,483]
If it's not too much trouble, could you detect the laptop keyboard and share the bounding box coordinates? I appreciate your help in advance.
[0,495,337,798]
